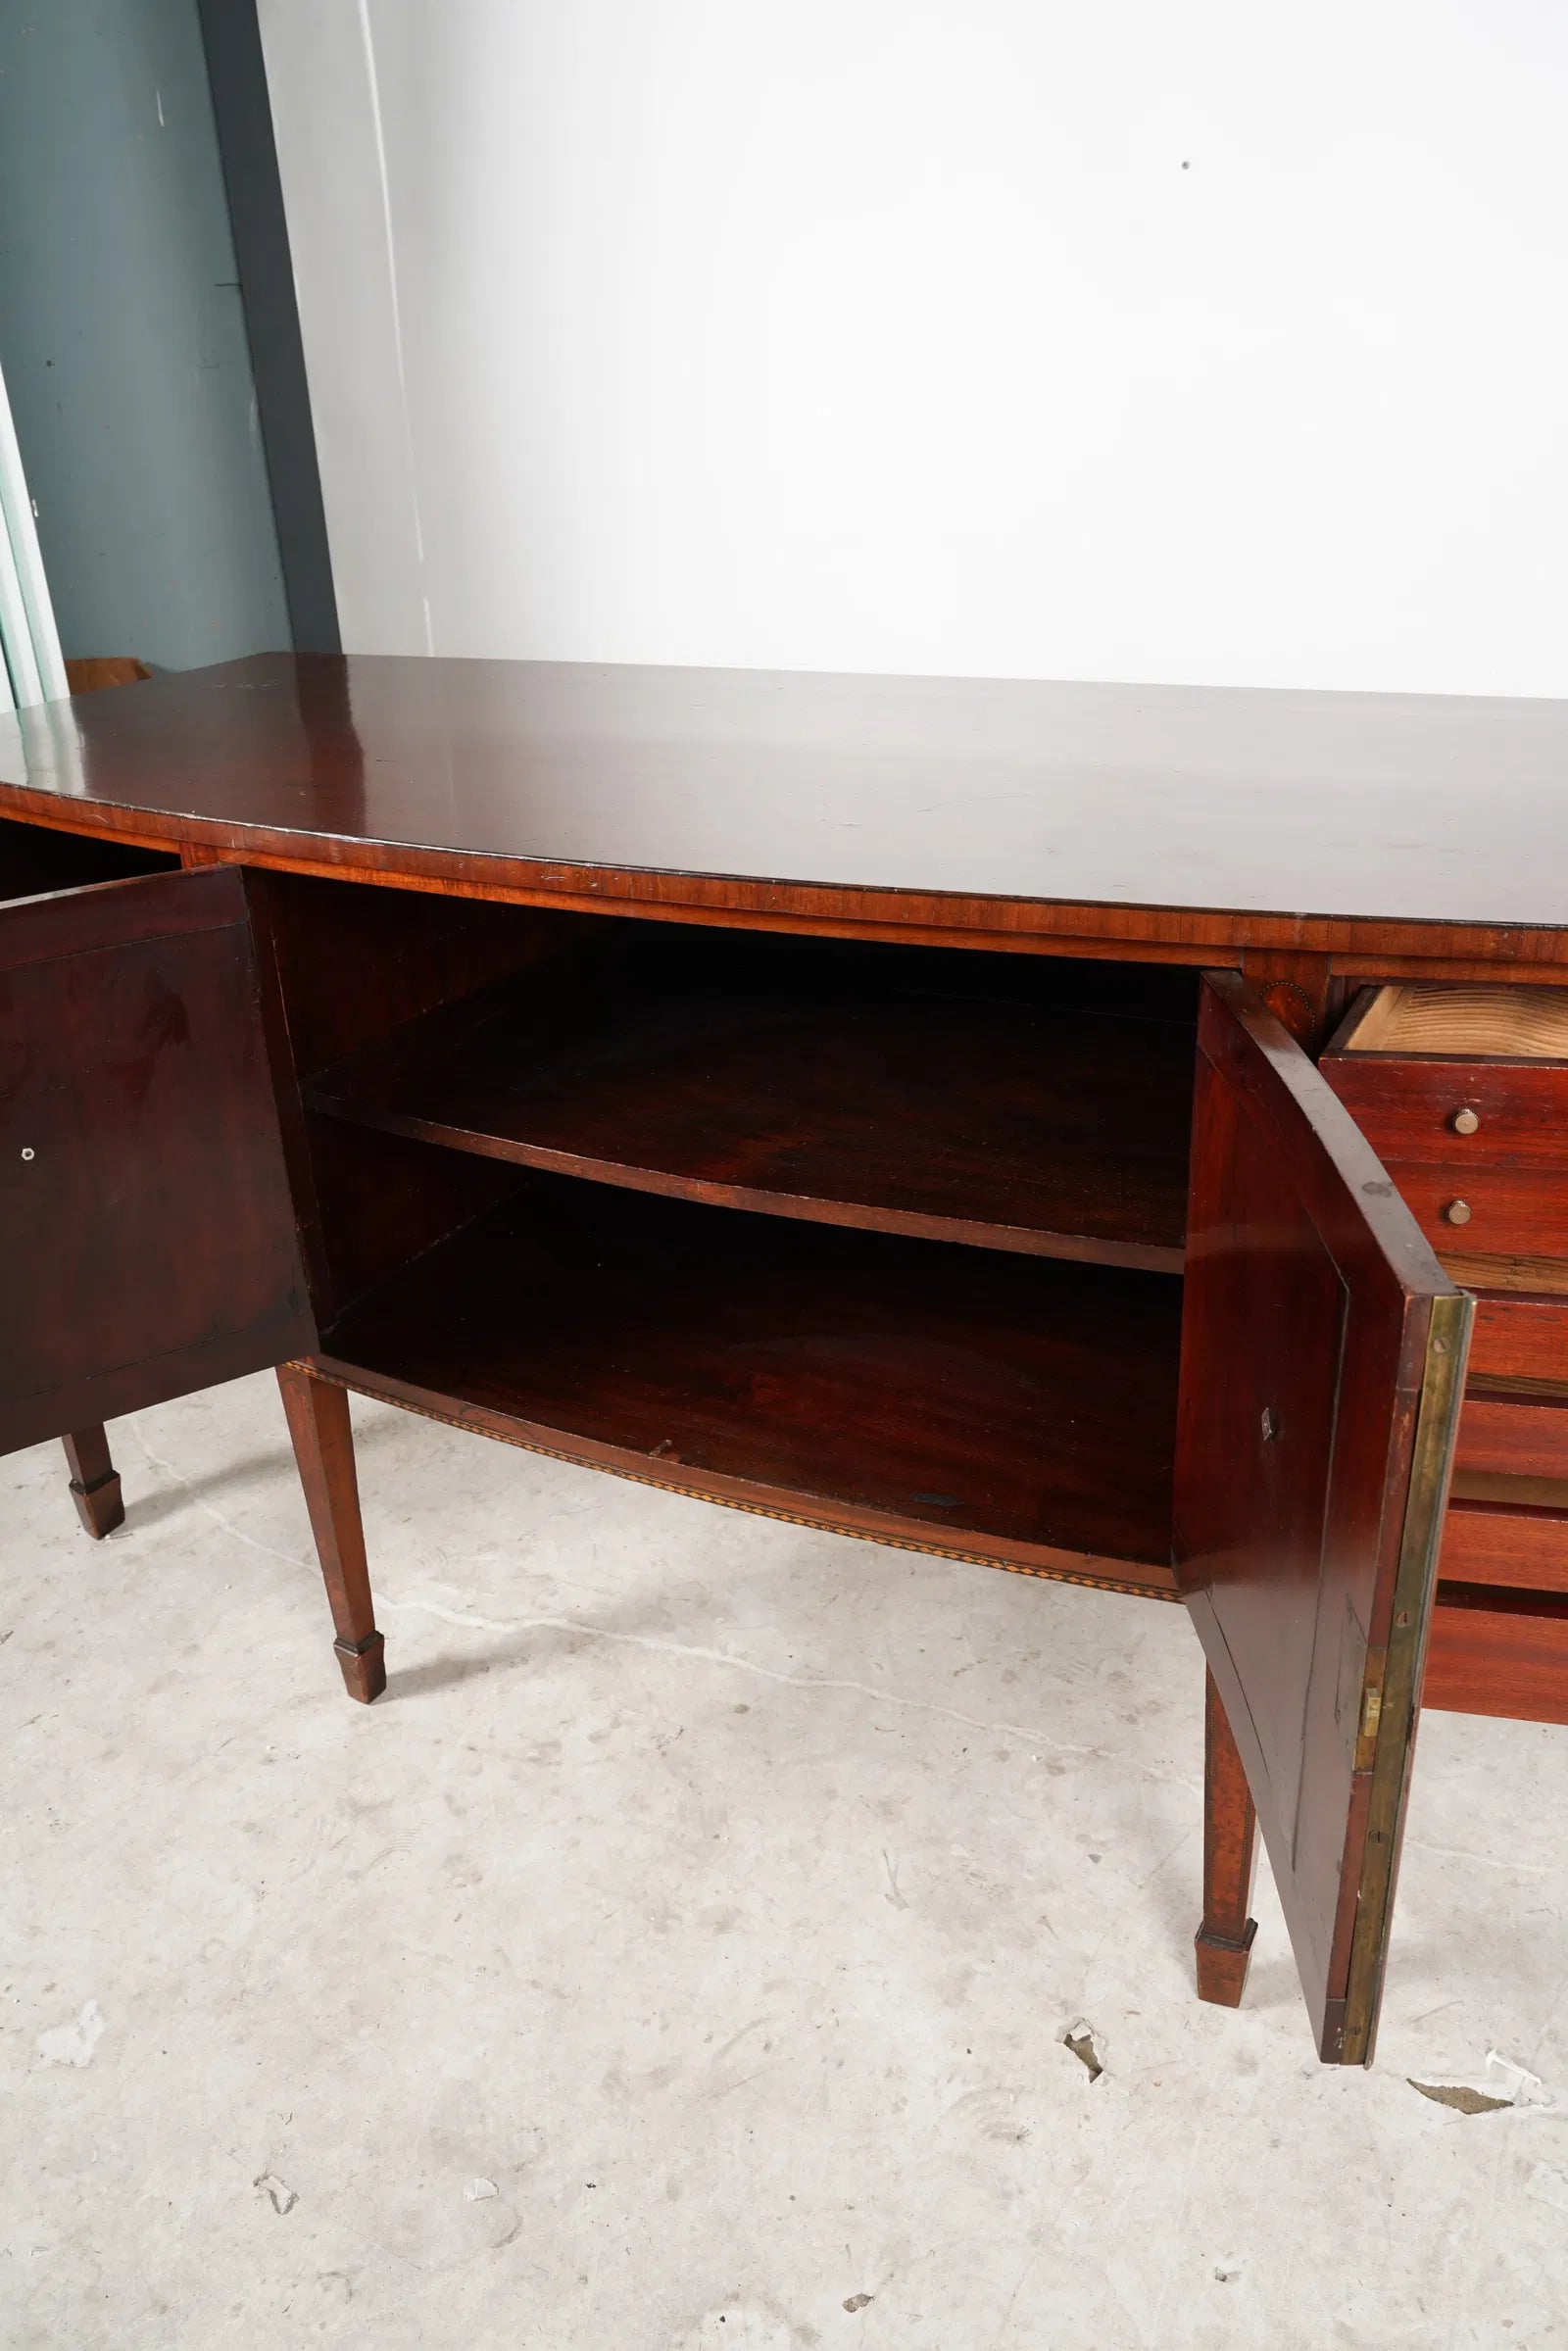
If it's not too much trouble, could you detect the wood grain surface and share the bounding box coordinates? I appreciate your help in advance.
[4,656,1568,965]
[318,1173,1184,1587]
[309,929,1197,1271]
[1426,1586,1568,1724]
[1342,983,1568,1058]
[0,864,315,1450]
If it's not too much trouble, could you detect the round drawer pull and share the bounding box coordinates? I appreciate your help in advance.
[1444,1199,1473,1226]
[1450,1106,1480,1136]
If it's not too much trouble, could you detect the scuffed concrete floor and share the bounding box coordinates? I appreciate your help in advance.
[5,1374,1568,2350]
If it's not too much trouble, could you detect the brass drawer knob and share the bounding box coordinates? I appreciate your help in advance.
[1450,1106,1480,1135]
[1444,1199,1473,1226]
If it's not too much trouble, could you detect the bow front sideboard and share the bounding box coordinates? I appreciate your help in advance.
[5,653,1568,2069]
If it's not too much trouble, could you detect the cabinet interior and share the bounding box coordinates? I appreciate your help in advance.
[305,911,1198,1270]
[266,875,1201,1582]
[0,813,178,904]
[324,1172,1184,1574]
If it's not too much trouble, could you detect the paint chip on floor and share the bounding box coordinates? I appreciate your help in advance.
[1409,2049,1552,2116]
[465,2178,499,2200]
[254,2172,298,2215]
[1408,2080,1512,2115]
[1063,2020,1103,2082]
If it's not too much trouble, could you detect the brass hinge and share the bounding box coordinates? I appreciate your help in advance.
[1354,1680,1384,1772]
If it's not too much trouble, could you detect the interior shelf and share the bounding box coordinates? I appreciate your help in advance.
[318,1174,1181,1584]
[306,931,1196,1271]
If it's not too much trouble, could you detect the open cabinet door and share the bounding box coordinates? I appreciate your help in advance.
[0,864,316,1453]
[1175,972,1471,2065]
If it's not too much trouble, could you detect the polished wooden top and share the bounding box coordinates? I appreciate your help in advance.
[2,652,1566,946]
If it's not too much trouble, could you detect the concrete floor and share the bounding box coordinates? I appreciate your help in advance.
[4,1373,1567,2349]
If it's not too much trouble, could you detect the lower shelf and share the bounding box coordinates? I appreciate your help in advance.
[318,1177,1182,1591]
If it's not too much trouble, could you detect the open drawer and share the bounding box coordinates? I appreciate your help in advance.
[1323,983,1568,1439]
[1323,985,1568,1384]
[1323,982,1568,1264]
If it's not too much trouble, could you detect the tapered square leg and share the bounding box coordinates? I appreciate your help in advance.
[276,1362,385,1702]
[1195,1668,1258,2006]
[63,1425,124,1539]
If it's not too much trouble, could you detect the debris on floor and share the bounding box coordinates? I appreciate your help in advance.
[465,2178,500,2201]
[253,2172,298,2216]
[1408,2081,1512,2115]
[1409,2048,1552,2116]
[1487,2050,1552,2107]
[1062,2020,1103,2082]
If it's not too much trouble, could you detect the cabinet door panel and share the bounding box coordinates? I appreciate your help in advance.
[1175,973,1471,2064]
[0,864,315,1451]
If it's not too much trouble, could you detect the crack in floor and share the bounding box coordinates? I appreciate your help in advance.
[126,1424,312,1573]
[115,1428,1200,1793]
[1402,1836,1549,1878]
[376,1588,1187,1774]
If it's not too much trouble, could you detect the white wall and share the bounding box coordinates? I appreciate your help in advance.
[259,0,1568,694]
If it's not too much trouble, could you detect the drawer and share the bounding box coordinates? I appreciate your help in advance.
[1425,1586,1568,1725]
[1324,1054,1568,1174]
[1385,1163,1568,1258]
[1440,1481,1568,1592]
[1324,982,1568,1320]
[1461,1284,1568,1380]
[1325,990,1568,1254]
[1327,980,1568,1068]
[1455,1384,1568,1479]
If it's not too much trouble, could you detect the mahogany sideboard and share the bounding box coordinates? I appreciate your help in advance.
[5,653,1568,2071]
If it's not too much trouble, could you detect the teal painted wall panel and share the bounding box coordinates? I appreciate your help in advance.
[0,0,289,670]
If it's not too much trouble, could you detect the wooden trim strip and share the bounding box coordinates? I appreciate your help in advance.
[296,1359,1182,1604]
